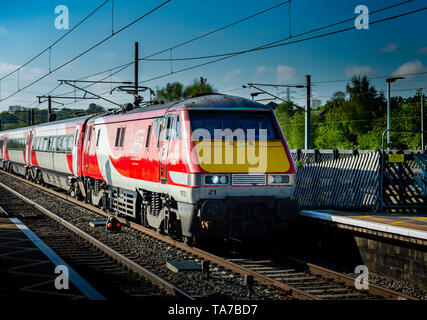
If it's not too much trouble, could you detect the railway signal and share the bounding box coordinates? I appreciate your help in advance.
[106,216,122,233]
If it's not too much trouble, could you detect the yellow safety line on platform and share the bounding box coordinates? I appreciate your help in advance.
[389,217,427,225]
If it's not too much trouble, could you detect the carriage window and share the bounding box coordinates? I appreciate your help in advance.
[56,137,62,152]
[96,129,101,147]
[114,127,121,147]
[145,125,152,148]
[41,138,47,151]
[67,135,73,153]
[119,127,126,147]
[49,137,54,151]
[61,136,68,153]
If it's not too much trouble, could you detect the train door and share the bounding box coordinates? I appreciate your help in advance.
[84,125,94,171]
[158,115,173,183]
[73,126,80,175]
[26,132,32,164]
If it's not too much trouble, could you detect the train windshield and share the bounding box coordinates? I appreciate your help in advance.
[189,110,279,140]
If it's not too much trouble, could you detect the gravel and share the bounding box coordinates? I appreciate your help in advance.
[0,173,288,301]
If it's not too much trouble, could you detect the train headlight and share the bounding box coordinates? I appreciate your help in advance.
[267,174,290,185]
[204,175,229,185]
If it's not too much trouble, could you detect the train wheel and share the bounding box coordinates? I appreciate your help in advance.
[69,183,78,198]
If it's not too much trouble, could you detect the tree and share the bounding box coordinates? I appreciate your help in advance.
[156,82,184,102]
[183,78,215,98]
[156,79,215,102]
[87,103,105,114]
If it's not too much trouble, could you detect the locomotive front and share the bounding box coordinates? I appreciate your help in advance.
[173,96,298,243]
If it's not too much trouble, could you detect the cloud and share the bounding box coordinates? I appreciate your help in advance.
[0,25,6,36]
[256,65,268,75]
[276,65,298,82]
[345,65,377,78]
[0,62,19,75]
[104,51,118,59]
[416,46,427,55]
[391,60,425,76]
[380,42,397,53]
[224,68,243,83]
[0,62,45,80]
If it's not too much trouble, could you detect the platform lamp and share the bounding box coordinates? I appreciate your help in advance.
[386,76,405,150]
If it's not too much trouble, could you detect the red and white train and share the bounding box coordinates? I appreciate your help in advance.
[0,94,298,243]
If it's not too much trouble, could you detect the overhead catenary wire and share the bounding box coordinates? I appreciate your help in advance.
[0,0,112,82]
[0,0,172,105]
[41,1,426,109]
[43,1,294,100]
[137,6,427,85]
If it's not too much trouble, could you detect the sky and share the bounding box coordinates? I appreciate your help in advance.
[0,0,426,112]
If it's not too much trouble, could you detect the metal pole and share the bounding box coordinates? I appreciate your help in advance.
[134,42,139,106]
[305,75,311,150]
[28,109,31,126]
[422,94,424,150]
[387,81,391,150]
[31,108,35,126]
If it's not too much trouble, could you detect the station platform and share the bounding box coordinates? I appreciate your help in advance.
[300,209,427,246]
[0,214,105,300]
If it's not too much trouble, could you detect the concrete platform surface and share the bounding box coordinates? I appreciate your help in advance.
[0,216,104,300]
[300,210,427,242]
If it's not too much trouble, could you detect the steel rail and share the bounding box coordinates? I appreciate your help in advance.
[0,171,317,300]
[0,170,419,300]
[0,180,194,301]
[272,253,418,300]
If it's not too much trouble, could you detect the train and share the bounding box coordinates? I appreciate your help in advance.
[0,93,298,244]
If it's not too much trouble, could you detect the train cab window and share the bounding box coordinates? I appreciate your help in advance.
[171,115,181,140]
[145,125,152,148]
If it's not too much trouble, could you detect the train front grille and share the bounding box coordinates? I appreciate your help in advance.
[231,174,266,186]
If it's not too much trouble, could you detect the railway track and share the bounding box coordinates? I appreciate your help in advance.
[0,170,418,300]
[0,181,193,301]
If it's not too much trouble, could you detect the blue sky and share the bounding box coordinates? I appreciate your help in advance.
[0,0,426,111]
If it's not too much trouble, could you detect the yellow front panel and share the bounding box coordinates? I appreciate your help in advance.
[194,140,290,173]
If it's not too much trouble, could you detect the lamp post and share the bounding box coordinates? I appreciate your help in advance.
[386,76,405,150]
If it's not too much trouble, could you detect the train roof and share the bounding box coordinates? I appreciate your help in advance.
[124,93,271,115]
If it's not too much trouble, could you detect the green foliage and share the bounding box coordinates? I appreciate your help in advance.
[0,103,107,131]
[275,76,424,150]
[156,82,185,102]
[156,79,215,102]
